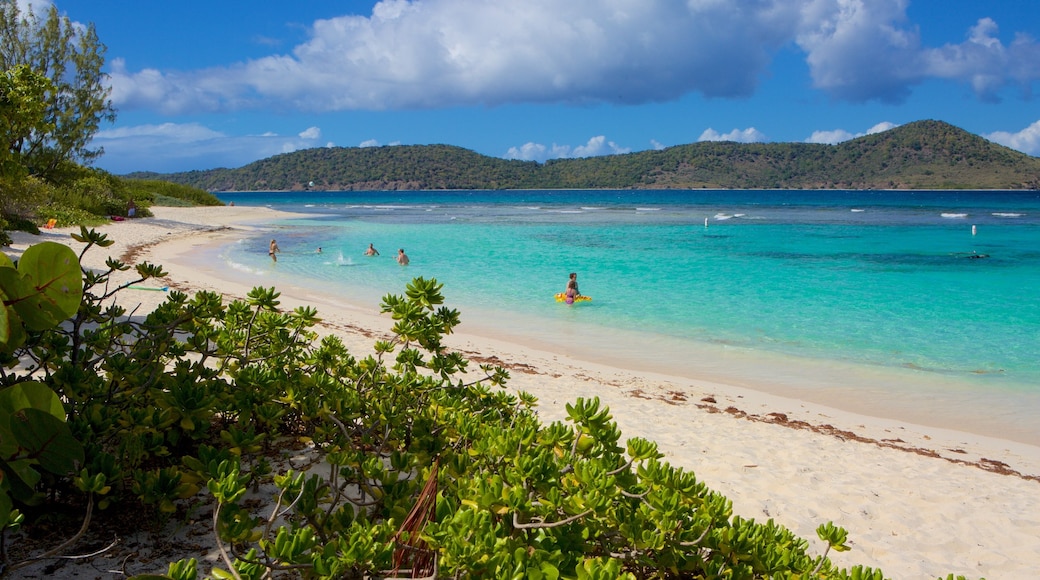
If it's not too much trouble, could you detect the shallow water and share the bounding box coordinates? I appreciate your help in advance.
[213,189,1040,443]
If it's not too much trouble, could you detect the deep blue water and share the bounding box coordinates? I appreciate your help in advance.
[210,189,1040,440]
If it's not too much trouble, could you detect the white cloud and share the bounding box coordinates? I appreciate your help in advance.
[571,136,631,158]
[796,2,1040,103]
[985,120,1040,156]
[505,135,629,162]
[650,139,666,150]
[91,123,327,173]
[505,142,547,161]
[108,0,807,114]
[866,121,898,134]
[15,0,53,19]
[805,129,855,145]
[359,139,380,148]
[921,18,1028,101]
[805,121,899,144]
[698,127,767,143]
[37,0,1040,116]
[795,0,923,102]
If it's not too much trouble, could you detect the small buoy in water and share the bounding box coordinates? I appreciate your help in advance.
[972,224,977,236]
[704,217,708,228]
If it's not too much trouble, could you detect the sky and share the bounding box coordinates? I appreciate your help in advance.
[21,0,1040,174]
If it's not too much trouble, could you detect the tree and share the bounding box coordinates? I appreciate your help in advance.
[1,64,53,175]
[0,1,115,179]
[0,64,54,221]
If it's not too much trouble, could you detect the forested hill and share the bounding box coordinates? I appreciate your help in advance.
[128,120,1040,191]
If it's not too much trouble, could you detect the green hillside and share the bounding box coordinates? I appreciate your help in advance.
[128,120,1040,191]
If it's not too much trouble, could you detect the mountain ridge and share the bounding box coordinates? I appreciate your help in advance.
[127,120,1040,191]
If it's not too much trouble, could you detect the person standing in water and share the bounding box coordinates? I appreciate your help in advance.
[564,272,580,304]
[396,248,410,265]
[269,239,280,262]
[365,243,380,256]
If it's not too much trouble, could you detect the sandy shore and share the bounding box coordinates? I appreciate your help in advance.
[6,206,1040,579]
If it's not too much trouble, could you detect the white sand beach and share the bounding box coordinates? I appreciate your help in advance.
[6,206,1040,579]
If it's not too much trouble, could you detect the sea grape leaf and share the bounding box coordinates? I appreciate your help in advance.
[0,291,11,349]
[0,303,26,352]
[10,242,82,330]
[9,408,83,474]
[0,382,69,458]
[0,381,67,419]
[0,256,56,331]
[0,252,13,269]
[1,457,42,503]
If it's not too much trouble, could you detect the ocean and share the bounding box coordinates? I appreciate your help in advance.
[209,189,1040,444]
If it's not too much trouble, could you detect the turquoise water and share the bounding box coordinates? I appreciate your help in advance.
[212,190,1040,441]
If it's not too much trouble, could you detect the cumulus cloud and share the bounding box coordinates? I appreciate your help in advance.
[796,2,1040,103]
[91,123,328,173]
[921,18,1040,102]
[805,121,898,144]
[43,0,1040,116]
[985,120,1040,156]
[108,0,806,114]
[698,127,767,143]
[505,135,630,162]
[795,0,924,103]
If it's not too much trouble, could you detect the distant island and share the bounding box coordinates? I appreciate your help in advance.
[128,120,1040,192]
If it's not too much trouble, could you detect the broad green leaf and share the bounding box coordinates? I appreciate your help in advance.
[0,305,25,352]
[10,408,83,474]
[0,296,10,349]
[12,242,82,329]
[0,255,56,331]
[0,381,67,419]
[2,457,41,496]
[0,383,70,460]
[0,253,12,269]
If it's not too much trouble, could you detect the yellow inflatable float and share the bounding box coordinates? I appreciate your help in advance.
[554,292,592,304]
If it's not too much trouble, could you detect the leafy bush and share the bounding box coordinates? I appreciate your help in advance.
[0,242,85,539]
[150,193,198,207]
[48,172,130,216]
[122,178,223,206]
[33,203,111,228]
[0,215,40,235]
[0,233,982,580]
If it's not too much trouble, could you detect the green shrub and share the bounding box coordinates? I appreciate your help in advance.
[122,179,222,206]
[1,215,40,235]
[34,203,110,228]
[150,193,196,207]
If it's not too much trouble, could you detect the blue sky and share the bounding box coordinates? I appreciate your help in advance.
[27,0,1040,174]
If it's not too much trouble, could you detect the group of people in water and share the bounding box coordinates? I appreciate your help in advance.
[268,239,409,265]
[269,239,579,302]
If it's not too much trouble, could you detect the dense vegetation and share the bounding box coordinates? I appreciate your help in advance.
[130,120,1040,192]
[2,234,984,579]
[0,2,219,245]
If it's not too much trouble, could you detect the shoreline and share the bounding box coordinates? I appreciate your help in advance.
[6,205,1040,578]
